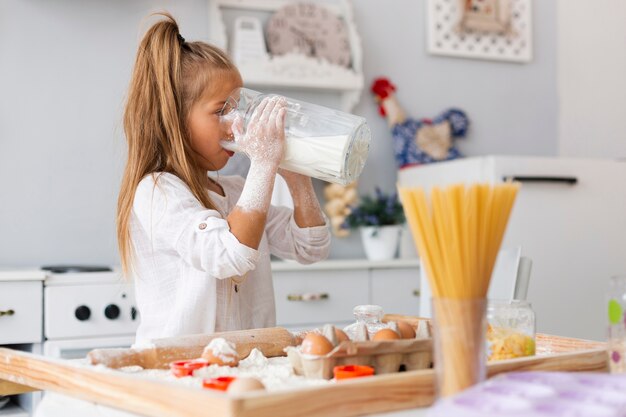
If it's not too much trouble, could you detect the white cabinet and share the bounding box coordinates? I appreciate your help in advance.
[0,272,45,417]
[370,268,421,317]
[0,282,42,345]
[398,156,626,340]
[273,269,368,329]
[272,260,420,331]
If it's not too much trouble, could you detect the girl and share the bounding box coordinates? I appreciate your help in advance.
[117,13,330,343]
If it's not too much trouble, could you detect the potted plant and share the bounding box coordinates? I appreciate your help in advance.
[342,188,406,261]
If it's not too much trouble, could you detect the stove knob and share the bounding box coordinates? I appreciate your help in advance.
[104,304,120,320]
[75,305,91,321]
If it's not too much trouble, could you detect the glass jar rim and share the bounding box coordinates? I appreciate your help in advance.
[488,299,532,308]
[352,304,383,316]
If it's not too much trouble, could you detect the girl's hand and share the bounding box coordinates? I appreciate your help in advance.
[231,96,287,168]
[278,168,311,187]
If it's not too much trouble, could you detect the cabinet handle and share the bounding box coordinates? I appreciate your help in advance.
[413,289,420,297]
[0,309,15,317]
[287,293,329,302]
[502,175,577,185]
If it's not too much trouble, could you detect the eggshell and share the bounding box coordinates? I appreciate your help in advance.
[373,328,401,341]
[227,377,265,394]
[322,324,338,346]
[301,333,334,356]
[397,321,416,339]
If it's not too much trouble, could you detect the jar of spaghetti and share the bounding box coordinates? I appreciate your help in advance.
[486,300,536,361]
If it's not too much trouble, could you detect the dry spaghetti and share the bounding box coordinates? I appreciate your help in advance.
[398,182,520,397]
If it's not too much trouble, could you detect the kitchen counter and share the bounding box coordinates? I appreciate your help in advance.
[271,258,420,272]
[0,269,45,282]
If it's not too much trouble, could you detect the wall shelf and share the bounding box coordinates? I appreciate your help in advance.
[208,0,364,112]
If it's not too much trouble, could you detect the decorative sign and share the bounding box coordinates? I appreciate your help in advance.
[427,0,532,63]
[231,16,269,65]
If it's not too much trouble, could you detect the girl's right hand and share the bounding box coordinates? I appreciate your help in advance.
[231,96,287,168]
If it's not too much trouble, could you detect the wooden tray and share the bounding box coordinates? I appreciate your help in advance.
[0,333,607,417]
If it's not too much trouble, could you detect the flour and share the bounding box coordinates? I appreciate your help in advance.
[131,341,155,350]
[236,162,276,212]
[204,338,238,364]
[238,347,269,368]
[111,348,331,392]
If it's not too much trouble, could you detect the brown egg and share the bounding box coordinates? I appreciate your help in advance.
[227,377,265,394]
[300,333,334,356]
[201,338,240,367]
[397,321,416,339]
[373,328,401,341]
[335,328,350,343]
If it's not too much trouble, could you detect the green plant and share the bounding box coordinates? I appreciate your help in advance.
[342,187,405,230]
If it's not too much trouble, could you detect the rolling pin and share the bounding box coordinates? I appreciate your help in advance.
[88,327,297,370]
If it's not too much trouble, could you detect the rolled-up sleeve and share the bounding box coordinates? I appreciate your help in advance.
[265,205,331,264]
[133,174,259,279]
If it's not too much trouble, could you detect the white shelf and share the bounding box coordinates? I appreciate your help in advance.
[208,0,364,112]
[0,402,28,417]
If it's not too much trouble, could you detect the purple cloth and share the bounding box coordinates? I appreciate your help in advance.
[429,372,626,417]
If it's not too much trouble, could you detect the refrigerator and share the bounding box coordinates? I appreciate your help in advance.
[398,156,626,341]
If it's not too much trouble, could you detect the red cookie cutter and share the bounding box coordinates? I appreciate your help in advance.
[170,359,209,378]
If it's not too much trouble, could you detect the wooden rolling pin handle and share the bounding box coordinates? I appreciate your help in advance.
[88,348,147,369]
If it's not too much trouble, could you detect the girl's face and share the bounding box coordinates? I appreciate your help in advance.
[187,72,243,171]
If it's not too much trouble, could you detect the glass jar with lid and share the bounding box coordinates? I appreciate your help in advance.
[486,299,536,361]
[343,305,389,340]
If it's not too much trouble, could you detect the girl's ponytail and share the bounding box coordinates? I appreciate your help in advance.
[118,13,239,276]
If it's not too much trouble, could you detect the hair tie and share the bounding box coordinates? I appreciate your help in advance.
[177,33,185,45]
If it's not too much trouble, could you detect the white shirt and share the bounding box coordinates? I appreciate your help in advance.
[130,173,331,344]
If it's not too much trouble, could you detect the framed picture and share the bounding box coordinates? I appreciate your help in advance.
[427,0,532,63]
[458,0,513,34]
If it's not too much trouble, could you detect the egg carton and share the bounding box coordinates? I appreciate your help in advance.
[286,321,433,380]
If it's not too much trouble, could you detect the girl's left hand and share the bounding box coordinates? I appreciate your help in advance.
[278,168,311,186]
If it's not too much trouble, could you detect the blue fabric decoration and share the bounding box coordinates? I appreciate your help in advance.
[390,108,469,169]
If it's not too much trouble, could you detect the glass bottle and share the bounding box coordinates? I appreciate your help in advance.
[607,275,626,373]
[343,305,389,340]
[486,299,536,361]
[219,87,371,185]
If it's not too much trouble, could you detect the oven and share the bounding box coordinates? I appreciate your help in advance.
[43,268,139,361]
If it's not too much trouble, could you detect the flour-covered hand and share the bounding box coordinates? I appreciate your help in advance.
[232,96,287,167]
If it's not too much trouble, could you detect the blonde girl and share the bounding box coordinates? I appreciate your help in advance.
[117,13,330,343]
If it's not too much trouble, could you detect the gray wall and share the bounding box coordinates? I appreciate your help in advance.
[0,0,557,266]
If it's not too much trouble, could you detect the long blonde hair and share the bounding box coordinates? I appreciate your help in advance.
[117,12,240,276]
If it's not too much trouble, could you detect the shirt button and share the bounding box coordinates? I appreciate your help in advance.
[198,222,207,230]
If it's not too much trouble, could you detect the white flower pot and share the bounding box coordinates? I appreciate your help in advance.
[360,225,402,261]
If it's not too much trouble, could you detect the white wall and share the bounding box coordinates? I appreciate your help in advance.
[557,0,626,158]
[0,0,558,265]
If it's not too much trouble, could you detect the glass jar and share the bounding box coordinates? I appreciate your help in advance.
[486,299,536,361]
[607,275,626,373]
[343,305,389,340]
[219,87,371,185]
